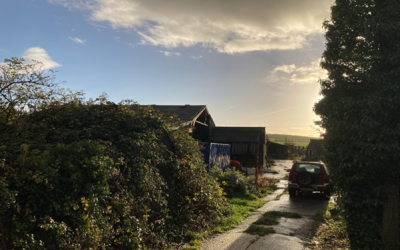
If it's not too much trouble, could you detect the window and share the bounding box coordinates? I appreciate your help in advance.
[293,164,322,174]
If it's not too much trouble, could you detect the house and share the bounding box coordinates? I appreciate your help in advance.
[143,105,215,142]
[210,127,266,168]
[144,105,267,169]
[292,146,306,156]
[267,141,288,159]
[306,139,325,160]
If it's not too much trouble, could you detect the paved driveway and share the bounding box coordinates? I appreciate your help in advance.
[200,166,332,250]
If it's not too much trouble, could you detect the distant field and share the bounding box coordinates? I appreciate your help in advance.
[267,134,320,147]
[272,141,310,147]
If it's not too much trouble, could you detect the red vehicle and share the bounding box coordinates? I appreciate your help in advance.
[288,161,332,197]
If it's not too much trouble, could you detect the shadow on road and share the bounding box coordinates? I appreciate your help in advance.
[201,191,333,250]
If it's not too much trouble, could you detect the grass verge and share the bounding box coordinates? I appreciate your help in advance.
[306,203,349,250]
[214,184,277,232]
[312,203,334,222]
[183,184,277,249]
[274,188,288,200]
[245,225,275,236]
[253,210,302,226]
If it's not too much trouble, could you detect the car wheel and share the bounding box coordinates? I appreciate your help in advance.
[289,188,296,197]
[296,172,313,186]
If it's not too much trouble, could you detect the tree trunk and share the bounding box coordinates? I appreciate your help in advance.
[382,179,399,250]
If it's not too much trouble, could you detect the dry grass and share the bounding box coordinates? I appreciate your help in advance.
[251,176,276,187]
[306,219,349,250]
[306,204,349,250]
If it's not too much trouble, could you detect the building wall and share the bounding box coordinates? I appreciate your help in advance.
[192,122,209,142]
[267,141,288,159]
[231,142,259,154]
[292,146,306,155]
[191,109,215,142]
[306,139,325,160]
[259,128,266,167]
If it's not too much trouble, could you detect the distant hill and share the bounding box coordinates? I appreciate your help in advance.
[266,134,320,147]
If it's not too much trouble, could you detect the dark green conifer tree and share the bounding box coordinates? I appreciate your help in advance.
[315,0,400,248]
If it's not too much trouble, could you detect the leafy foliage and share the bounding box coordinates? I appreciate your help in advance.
[312,203,335,223]
[314,0,400,248]
[0,57,84,123]
[207,166,277,229]
[208,166,260,197]
[0,59,229,249]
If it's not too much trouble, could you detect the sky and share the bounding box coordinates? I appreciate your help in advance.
[0,0,334,137]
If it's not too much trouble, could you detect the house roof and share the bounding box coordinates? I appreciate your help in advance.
[142,105,207,124]
[210,127,264,143]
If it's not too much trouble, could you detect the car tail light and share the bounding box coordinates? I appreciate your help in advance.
[289,172,294,181]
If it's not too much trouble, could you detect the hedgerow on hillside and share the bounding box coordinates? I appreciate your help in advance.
[0,58,230,249]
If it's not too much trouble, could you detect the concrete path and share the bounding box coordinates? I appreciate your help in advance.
[243,159,292,180]
[200,160,331,250]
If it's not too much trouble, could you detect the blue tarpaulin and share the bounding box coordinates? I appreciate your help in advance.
[201,143,230,171]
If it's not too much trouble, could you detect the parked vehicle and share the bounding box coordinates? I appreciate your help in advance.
[288,161,332,197]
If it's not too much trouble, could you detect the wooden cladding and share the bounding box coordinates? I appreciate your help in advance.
[231,142,259,154]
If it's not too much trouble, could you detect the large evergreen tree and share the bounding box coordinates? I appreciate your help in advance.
[315,0,400,249]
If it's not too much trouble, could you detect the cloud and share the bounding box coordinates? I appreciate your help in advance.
[191,56,203,59]
[22,47,61,69]
[49,0,333,54]
[226,105,235,110]
[261,107,297,116]
[69,36,86,45]
[264,89,287,96]
[262,59,328,85]
[114,36,120,40]
[263,82,289,89]
[272,64,296,74]
[158,50,181,57]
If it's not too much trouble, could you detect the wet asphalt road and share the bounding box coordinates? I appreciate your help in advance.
[200,160,333,250]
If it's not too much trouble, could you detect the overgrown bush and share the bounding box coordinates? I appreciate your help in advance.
[0,102,229,249]
[208,165,259,197]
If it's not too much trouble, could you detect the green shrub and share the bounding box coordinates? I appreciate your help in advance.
[208,166,258,197]
[0,102,229,249]
[1,141,142,249]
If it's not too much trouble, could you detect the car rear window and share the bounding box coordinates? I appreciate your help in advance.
[293,164,323,174]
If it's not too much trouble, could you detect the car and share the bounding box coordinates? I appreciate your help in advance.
[288,161,332,197]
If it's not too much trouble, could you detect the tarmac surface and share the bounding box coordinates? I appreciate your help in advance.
[200,160,333,250]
